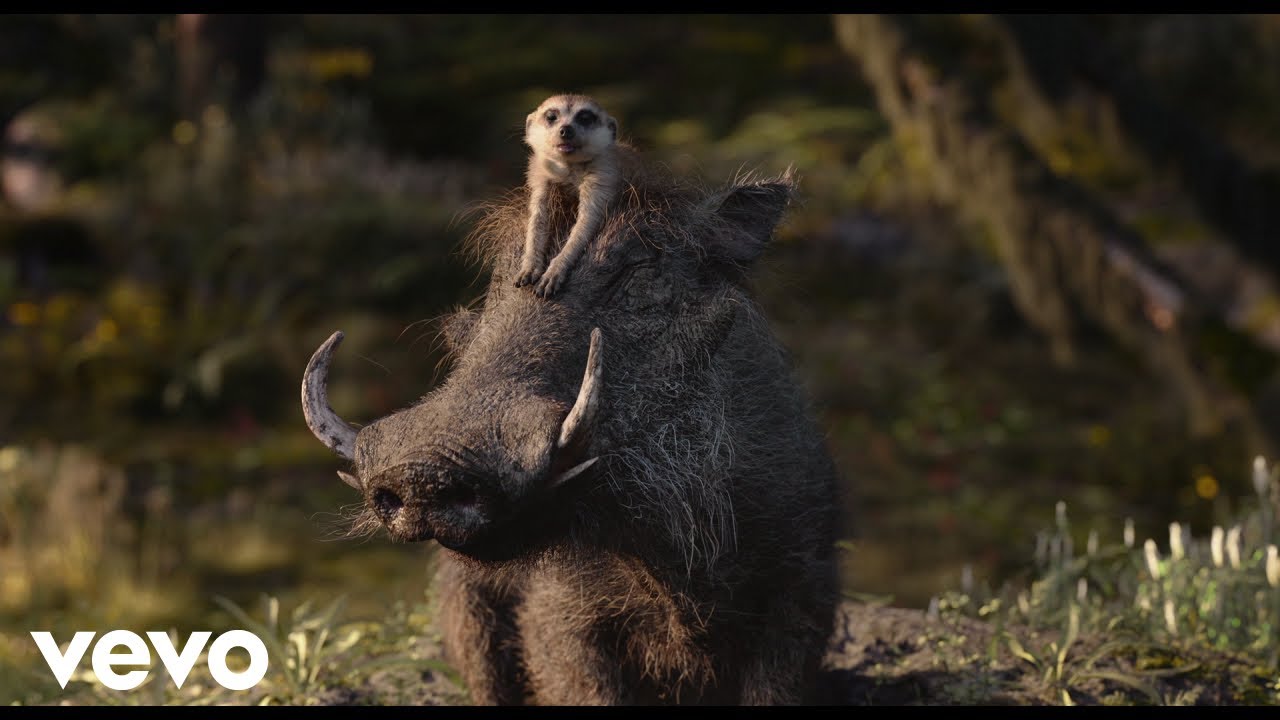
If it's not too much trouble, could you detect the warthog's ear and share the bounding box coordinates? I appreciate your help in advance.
[703,175,796,277]
[440,307,479,357]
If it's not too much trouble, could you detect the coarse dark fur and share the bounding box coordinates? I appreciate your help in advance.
[317,163,841,704]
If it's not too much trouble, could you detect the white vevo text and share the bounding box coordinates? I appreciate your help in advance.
[30,629,269,691]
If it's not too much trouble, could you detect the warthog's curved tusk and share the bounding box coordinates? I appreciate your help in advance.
[302,330,358,462]
[337,470,362,491]
[550,457,599,489]
[557,327,603,452]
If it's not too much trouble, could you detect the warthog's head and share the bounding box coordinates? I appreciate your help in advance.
[302,173,793,560]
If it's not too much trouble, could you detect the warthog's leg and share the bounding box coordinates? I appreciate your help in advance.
[736,579,835,704]
[435,554,529,705]
[736,626,811,704]
[516,569,626,704]
[517,552,719,705]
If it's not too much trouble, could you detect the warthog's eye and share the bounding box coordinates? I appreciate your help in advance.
[604,260,668,310]
[574,110,598,127]
[544,110,559,124]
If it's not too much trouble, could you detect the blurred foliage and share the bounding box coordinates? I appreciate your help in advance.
[9,591,464,706]
[928,454,1280,704]
[0,442,439,705]
[1,13,1280,705]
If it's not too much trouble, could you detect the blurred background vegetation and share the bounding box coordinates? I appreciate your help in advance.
[3,14,1280,704]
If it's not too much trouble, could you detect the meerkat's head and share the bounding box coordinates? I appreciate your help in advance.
[525,94,617,164]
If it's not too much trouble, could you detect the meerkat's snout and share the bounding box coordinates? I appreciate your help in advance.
[557,124,578,153]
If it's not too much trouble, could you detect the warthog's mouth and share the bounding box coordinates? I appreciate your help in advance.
[371,465,603,563]
[375,500,478,548]
[401,503,543,562]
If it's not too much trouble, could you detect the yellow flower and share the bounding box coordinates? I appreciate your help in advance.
[0,445,21,473]
[173,120,198,145]
[1086,424,1111,448]
[1195,473,1219,500]
[307,48,374,80]
[8,301,39,326]
[94,318,118,343]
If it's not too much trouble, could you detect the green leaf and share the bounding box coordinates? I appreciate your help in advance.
[265,595,280,637]
[291,598,316,627]
[1073,670,1165,706]
[214,595,299,694]
[842,591,895,606]
[1006,633,1039,668]
[1063,605,1081,651]
[1137,661,1201,678]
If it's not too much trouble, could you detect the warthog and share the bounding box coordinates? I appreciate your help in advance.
[301,169,840,704]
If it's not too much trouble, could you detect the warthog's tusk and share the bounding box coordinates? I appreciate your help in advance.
[558,327,603,451]
[550,457,599,489]
[337,470,362,491]
[302,331,358,462]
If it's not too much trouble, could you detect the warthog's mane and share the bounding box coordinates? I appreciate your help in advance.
[460,161,765,274]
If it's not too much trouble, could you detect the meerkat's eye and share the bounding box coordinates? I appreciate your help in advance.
[575,110,598,126]
[544,110,559,124]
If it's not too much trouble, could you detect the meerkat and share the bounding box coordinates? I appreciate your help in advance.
[515,94,635,298]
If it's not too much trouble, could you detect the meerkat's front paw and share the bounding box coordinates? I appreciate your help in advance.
[533,258,571,298]
[514,260,544,288]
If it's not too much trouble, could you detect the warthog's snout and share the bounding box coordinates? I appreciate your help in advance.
[302,328,605,550]
[362,460,496,547]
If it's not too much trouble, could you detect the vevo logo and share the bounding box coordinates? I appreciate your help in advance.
[31,630,269,691]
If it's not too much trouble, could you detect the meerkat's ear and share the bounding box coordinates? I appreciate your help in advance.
[607,117,617,140]
[526,112,535,131]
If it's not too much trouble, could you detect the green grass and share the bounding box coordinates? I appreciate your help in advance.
[16,593,466,706]
[7,445,1280,704]
[926,454,1280,705]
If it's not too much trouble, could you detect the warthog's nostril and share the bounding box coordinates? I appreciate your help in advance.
[371,487,404,523]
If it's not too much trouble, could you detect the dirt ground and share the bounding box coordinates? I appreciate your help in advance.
[314,600,1276,706]
[818,602,1273,705]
